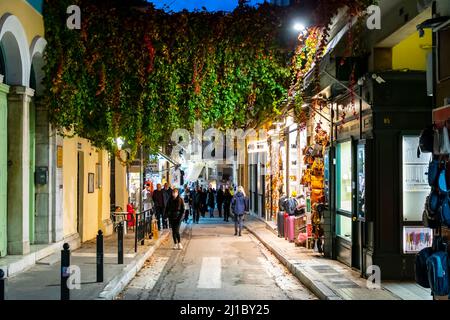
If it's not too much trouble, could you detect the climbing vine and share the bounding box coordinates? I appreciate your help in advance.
[42,0,292,159]
[290,0,375,125]
[42,0,376,160]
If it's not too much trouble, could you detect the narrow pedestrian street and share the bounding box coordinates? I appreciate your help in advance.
[119,218,317,300]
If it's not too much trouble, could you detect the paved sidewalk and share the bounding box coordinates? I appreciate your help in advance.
[244,216,432,300]
[3,224,182,300]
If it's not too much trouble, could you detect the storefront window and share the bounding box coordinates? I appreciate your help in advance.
[357,144,365,219]
[337,141,352,212]
[403,227,433,253]
[402,136,430,221]
[336,214,352,241]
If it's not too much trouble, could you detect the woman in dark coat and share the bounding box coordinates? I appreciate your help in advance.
[223,187,233,222]
[165,188,185,250]
[216,186,224,218]
[207,186,216,218]
[200,188,208,217]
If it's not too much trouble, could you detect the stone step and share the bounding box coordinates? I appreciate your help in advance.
[36,252,60,266]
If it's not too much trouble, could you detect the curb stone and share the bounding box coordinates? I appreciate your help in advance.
[244,223,342,300]
[97,224,186,300]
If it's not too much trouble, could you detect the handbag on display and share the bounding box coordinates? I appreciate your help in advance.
[419,125,434,154]
[433,129,441,155]
[427,159,440,187]
[311,189,325,203]
[441,126,450,155]
[423,192,441,229]
[312,143,323,158]
[301,169,312,185]
[311,175,324,189]
[312,158,324,176]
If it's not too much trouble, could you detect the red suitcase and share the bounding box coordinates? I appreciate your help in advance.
[284,213,289,240]
[286,216,295,242]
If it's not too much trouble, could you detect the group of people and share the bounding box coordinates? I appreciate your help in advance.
[186,184,234,223]
[140,182,249,250]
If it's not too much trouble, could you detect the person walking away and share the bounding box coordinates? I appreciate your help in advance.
[152,184,165,231]
[165,188,185,249]
[193,186,202,223]
[143,183,154,212]
[231,186,249,236]
[183,185,191,223]
[216,186,224,218]
[223,187,232,222]
[162,183,171,228]
[207,185,216,218]
[200,188,208,218]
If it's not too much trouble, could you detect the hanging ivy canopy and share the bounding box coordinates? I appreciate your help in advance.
[42,0,374,159]
[42,0,299,158]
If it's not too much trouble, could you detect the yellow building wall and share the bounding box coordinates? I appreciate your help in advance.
[63,136,119,242]
[0,0,44,45]
[62,137,78,238]
[392,29,432,71]
[115,153,129,212]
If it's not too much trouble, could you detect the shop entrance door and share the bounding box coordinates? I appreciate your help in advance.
[335,140,353,267]
[352,141,366,271]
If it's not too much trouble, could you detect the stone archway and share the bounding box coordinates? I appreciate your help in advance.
[0,13,33,255]
[0,13,30,87]
[31,36,63,245]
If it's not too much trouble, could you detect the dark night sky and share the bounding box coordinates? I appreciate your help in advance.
[148,0,269,12]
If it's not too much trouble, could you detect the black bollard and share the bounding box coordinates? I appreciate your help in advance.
[118,222,124,264]
[96,230,104,282]
[0,269,5,300]
[61,243,70,300]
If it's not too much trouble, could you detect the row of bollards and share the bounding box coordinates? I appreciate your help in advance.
[1,222,128,300]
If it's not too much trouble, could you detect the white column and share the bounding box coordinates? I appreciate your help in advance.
[53,133,64,242]
[7,86,34,255]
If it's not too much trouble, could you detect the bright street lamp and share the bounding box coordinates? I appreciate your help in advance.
[116,137,125,150]
[293,22,308,36]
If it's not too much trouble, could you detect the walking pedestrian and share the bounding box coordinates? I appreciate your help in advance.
[193,186,202,223]
[152,183,165,231]
[183,184,191,223]
[207,185,215,218]
[216,185,224,218]
[231,186,249,237]
[165,188,185,250]
[200,187,208,218]
[162,183,172,228]
[223,187,232,222]
[143,183,153,212]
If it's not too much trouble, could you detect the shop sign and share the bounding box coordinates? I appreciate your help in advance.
[148,162,159,173]
[247,140,268,153]
[57,146,63,168]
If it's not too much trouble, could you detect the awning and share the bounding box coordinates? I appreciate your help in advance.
[185,163,205,182]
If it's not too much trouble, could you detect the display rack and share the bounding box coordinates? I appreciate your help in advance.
[431,106,450,241]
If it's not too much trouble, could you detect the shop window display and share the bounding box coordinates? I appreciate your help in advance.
[403,227,433,253]
[300,125,329,252]
[402,136,430,222]
[337,141,352,212]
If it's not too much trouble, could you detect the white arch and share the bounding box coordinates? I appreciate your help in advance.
[0,13,31,86]
[30,36,47,59]
[30,36,47,95]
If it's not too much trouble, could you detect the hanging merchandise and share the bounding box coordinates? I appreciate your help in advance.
[441,126,450,155]
[433,129,441,155]
[418,125,434,155]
